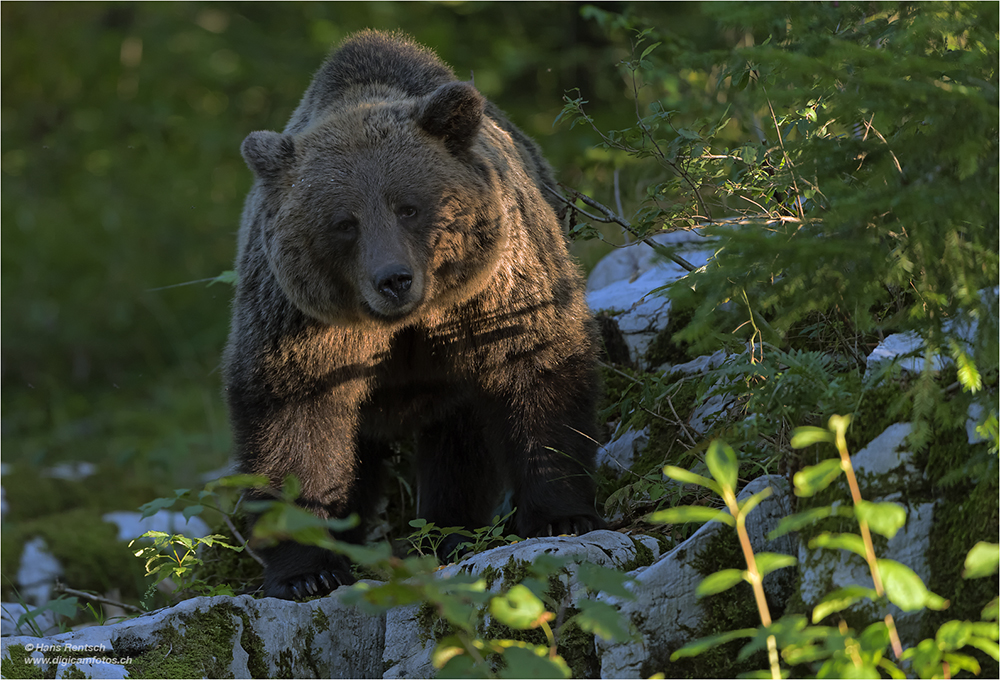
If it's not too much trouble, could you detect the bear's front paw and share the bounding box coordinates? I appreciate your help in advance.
[522,514,607,538]
[273,568,353,601]
[260,541,356,600]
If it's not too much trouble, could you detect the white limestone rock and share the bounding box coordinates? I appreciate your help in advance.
[101,511,212,543]
[597,476,795,678]
[597,426,650,475]
[587,231,715,367]
[1,589,385,679]
[17,538,63,608]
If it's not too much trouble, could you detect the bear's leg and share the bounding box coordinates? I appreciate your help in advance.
[231,384,385,599]
[485,367,606,539]
[415,407,505,559]
[251,435,387,600]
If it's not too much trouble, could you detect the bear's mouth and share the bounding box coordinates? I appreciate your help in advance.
[360,297,423,323]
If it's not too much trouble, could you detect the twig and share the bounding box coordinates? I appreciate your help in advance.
[664,393,700,449]
[53,584,144,614]
[221,513,267,568]
[545,184,697,272]
[626,48,712,221]
[760,82,806,222]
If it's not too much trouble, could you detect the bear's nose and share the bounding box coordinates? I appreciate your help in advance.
[373,266,413,302]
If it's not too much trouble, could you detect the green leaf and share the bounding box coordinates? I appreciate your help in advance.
[878,559,949,612]
[738,487,773,518]
[791,426,834,448]
[901,638,942,678]
[669,628,756,660]
[497,645,570,679]
[966,637,1000,661]
[639,41,661,61]
[855,500,906,539]
[962,541,1000,579]
[211,473,270,489]
[754,552,797,578]
[209,269,238,286]
[696,568,745,597]
[769,505,844,539]
[647,505,734,527]
[489,584,547,630]
[809,532,868,558]
[936,620,972,651]
[138,496,179,519]
[182,504,204,520]
[982,597,999,621]
[705,440,739,493]
[812,585,879,623]
[793,458,843,497]
[577,562,634,600]
[662,465,721,494]
[573,599,633,642]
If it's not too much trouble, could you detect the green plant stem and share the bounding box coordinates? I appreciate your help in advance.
[833,420,905,660]
[724,487,781,680]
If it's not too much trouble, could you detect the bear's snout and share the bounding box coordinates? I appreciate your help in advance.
[373,265,414,302]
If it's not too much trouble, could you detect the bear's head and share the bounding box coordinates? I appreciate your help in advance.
[241,81,514,326]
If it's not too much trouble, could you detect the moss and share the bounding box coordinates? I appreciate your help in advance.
[923,440,999,677]
[665,528,770,678]
[237,609,269,679]
[58,665,87,679]
[122,601,269,678]
[618,536,657,573]
[0,465,161,526]
[1,645,46,679]
[1,507,147,603]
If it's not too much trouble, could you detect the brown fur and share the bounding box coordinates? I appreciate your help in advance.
[224,30,603,600]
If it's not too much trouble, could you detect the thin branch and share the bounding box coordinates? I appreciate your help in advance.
[545,184,697,272]
[53,584,144,614]
[624,47,713,221]
[222,508,267,567]
[760,83,806,222]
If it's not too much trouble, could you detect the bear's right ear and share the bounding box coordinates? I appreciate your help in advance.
[417,81,485,154]
[241,131,296,180]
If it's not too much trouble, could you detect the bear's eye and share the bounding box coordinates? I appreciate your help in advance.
[332,217,358,233]
[397,206,418,219]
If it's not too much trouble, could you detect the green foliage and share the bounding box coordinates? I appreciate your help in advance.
[654,422,998,678]
[130,531,242,600]
[563,1,998,453]
[406,512,522,559]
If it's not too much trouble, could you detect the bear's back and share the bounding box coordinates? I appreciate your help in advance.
[286,30,456,134]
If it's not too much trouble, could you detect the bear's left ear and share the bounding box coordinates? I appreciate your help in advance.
[417,81,485,154]
[241,131,296,180]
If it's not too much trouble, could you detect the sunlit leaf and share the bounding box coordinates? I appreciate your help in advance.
[793,458,843,497]
[809,532,867,558]
[648,505,734,527]
[696,568,745,597]
[662,466,721,494]
[754,552,797,578]
[812,585,879,623]
[791,426,834,448]
[705,440,739,492]
[878,559,949,612]
[489,584,547,630]
[962,541,1000,579]
[855,500,906,539]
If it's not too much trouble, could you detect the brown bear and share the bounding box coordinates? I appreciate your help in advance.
[224,29,604,600]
